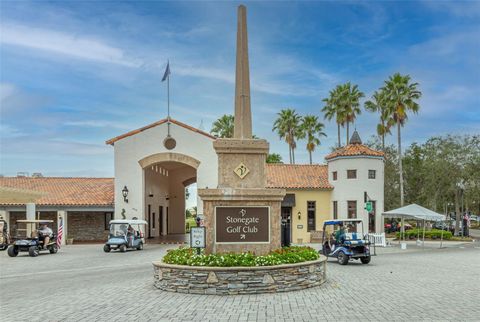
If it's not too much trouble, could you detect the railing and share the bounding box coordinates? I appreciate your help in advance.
[367,233,387,247]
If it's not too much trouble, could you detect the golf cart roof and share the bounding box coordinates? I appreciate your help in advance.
[323,219,363,225]
[109,219,148,225]
[16,219,54,223]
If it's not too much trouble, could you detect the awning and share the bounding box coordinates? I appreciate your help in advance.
[382,204,445,221]
[281,193,296,207]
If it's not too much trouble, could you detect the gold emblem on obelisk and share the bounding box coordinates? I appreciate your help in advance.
[234,162,250,179]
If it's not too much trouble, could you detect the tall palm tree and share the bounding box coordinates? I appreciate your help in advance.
[300,115,327,164]
[210,114,234,138]
[272,109,302,164]
[365,90,393,150]
[322,86,346,147]
[341,82,364,145]
[382,73,421,206]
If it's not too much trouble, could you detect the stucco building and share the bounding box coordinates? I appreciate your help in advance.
[0,120,384,244]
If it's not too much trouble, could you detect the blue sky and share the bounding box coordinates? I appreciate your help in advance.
[1,1,479,177]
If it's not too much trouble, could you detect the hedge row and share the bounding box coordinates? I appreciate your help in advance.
[162,246,319,267]
[396,229,452,240]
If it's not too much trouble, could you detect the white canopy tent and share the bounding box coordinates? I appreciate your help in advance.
[382,204,446,248]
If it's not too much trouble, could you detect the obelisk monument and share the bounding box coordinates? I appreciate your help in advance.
[234,5,252,140]
[198,5,286,255]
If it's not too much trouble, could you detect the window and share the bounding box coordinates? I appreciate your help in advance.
[332,171,337,181]
[104,212,113,230]
[333,201,338,219]
[307,201,316,232]
[347,170,357,179]
[368,170,376,179]
[347,201,357,219]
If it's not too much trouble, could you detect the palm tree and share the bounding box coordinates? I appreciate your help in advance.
[322,86,346,147]
[382,73,421,206]
[272,109,302,164]
[341,82,364,145]
[210,114,234,138]
[266,153,282,163]
[300,115,327,164]
[365,90,393,150]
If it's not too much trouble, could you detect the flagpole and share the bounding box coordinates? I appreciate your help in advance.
[167,60,171,136]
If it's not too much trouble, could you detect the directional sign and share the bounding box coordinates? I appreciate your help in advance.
[190,227,206,248]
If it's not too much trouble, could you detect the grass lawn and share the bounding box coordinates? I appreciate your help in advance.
[185,216,196,232]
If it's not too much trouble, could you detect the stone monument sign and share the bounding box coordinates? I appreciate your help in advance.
[198,5,286,255]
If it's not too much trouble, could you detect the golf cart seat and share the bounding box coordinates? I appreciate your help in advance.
[344,240,369,246]
[345,232,361,240]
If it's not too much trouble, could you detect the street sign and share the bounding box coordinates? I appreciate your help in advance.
[365,201,373,213]
[190,226,206,248]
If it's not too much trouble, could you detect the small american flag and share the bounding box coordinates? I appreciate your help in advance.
[57,217,63,248]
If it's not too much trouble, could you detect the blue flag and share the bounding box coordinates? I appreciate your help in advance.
[161,62,170,82]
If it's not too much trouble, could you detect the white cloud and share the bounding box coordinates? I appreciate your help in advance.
[423,1,480,18]
[0,83,17,102]
[0,23,141,67]
[64,120,132,130]
[0,124,25,138]
[408,29,480,64]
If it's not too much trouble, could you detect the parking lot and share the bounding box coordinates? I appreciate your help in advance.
[1,242,479,321]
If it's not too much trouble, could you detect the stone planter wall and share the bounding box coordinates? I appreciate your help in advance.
[153,256,326,295]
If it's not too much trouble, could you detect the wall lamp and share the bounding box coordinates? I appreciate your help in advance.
[122,186,129,203]
[297,211,301,220]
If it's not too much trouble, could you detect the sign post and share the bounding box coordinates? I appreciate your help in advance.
[190,216,205,255]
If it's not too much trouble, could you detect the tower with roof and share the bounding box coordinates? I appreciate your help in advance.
[325,130,385,233]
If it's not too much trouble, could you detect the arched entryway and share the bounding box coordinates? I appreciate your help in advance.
[139,153,199,242]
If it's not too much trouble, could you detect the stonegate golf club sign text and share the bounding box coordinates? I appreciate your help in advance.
[215,207,269,243]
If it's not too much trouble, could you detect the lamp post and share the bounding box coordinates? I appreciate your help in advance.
[122,186,129,203]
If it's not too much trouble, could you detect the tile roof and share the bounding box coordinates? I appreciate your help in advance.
[106,118,216,145]
[266,164,333,189]
[325,144,384,161]
[0,177,114,207]
[0,164,333,207]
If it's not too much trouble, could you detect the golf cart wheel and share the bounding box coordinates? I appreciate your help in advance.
[103,244,111,253]
[7,245,18,257]
[49,244,58,254]
[119,244,127,252]
[137,242,143,251]
[0,245,7,251]
[337,251,349,265]
[29,246,39,257]
[360,256,371,264]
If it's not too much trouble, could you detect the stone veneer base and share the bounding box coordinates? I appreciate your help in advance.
[153,256,327,295]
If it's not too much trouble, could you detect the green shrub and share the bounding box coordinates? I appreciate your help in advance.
[162,246,319,267]
[396,229,452,240]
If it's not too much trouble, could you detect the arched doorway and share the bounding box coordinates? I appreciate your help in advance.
[139,153,199,241]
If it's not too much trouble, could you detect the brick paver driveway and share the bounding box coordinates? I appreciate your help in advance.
[1,242,479,321]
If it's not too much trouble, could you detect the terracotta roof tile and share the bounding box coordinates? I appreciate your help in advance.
[325,144,384,161]
[1,164,333,207]
[106,118,216,145]
[266,164,333,189]
[0,177,114,207]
